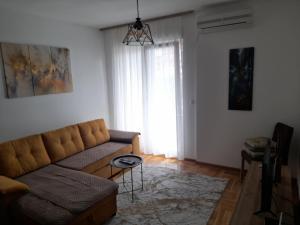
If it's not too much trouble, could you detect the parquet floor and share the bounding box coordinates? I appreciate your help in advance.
[142,154,242,225]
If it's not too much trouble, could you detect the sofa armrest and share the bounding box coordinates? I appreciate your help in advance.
[109,129,140,144]
[0,176,29,195]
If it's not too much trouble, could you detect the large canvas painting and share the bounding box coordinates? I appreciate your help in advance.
[0,42,73,98]
[228,47,254,111]
[1,43,34,97]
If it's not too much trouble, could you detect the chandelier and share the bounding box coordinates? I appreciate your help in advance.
[122,0,154,46]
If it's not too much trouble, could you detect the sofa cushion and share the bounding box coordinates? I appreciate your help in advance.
[16,165,118,215]
[0,135,51,178]
[42,125,84,162]
[78,119,110,149]
[14,193,74,225]
[55,142,132,171]
[0,176,29,194]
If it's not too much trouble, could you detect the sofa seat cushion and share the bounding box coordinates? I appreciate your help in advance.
[55,142,132,171]
[0,135,51,178]
[16,164,118,216]
[42,125,84,162]
[13,191,117,225]
[14,193,74,225]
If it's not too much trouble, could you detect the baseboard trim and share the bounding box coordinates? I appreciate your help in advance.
[184,158,241,172]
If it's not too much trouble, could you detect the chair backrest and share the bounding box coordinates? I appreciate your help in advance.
[272,122,294,165]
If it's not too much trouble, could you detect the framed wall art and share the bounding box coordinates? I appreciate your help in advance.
[0,42,73,98]
[228,47,254,111]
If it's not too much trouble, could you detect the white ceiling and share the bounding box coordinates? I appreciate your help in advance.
[0,0,236,28]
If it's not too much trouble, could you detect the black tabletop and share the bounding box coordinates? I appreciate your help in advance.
[110,154,143,169]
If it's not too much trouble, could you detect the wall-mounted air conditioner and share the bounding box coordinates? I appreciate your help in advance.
[197,9,253,33]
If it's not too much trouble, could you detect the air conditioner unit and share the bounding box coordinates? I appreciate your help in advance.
[197,9,253,33]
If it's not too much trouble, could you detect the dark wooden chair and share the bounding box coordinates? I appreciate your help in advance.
[240,122,294,182]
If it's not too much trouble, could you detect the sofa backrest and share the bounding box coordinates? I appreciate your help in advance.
[0,135,51,178]
[78,119,110,149]
[42,125,84,162]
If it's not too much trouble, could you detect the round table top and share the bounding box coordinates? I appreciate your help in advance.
[110,154,143,169]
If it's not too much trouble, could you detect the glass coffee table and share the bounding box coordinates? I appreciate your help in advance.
[110,154,143,201]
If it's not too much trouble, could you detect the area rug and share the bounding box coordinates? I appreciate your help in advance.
[105,166,228,225]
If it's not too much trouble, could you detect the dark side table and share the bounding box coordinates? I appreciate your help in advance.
[110,154,143,201]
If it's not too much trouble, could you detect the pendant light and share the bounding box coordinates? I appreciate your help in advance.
[122,0,154,46]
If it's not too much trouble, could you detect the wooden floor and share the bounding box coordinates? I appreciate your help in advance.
[142,154,242,225]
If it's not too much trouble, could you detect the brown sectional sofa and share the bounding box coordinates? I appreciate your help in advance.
[0,118,140,225]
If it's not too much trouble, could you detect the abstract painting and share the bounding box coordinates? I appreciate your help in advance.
[29,45,52,95]
[0,42,73,98]
[228,47,254,111]
[1,43,34,97]
[49,47,73,94]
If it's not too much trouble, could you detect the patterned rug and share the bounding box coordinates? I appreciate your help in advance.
[105,166,228,225]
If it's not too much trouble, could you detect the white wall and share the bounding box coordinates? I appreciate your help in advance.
[0,8,109,142]
[196,0,300,169]
[182,14,198,159]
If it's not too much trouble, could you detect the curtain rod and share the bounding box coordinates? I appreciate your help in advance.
[99,10,194,31]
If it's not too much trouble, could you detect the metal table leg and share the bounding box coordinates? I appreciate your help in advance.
[141,163,143,190]
[130,168,134,202]
[122,169,125,187]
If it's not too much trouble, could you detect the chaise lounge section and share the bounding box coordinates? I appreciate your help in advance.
[0,118,140,225]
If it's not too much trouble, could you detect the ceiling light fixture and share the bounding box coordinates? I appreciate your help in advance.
[122,0,154,46]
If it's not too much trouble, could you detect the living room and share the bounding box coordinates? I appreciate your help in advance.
[0,0,299,225]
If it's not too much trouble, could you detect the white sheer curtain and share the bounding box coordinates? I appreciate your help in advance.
[143,42,183,158]
[104,17,184,159]
[105,27,144,134]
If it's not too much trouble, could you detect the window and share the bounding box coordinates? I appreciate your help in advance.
[143,41,182,157]
[108,39,183,158]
